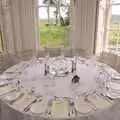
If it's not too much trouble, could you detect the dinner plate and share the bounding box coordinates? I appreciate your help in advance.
[12,94,36,111]
[109,82,120,91]
[74,100,93,114]
[51,99,69,118]
[87,94,112,109]
[30,101,47,114]
[3,92,23,103]
[112,74,120,80]
[0,74,15,81]
[0,80,11,87]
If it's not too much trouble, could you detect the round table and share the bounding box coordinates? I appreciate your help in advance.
[0,57,120,120]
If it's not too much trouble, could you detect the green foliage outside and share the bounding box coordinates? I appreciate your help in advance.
[39,24,69,47]
[39,23,120,47]
[108,30,120,44]
[108,23,120,45]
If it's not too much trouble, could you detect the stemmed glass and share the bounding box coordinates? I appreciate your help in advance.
[72,50,79,74]
[44,52,50,76]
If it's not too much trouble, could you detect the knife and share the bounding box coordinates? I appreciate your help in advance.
[24,99,37,112]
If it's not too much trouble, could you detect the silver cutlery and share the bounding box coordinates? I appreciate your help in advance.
[24,99,37,112]
[24,96,42,112]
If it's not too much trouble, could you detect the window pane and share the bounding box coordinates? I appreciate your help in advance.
[38,0,71,47]
[39,7,48,20]
[38,0,48,6]
[111,5,120,16]
[108,5,120,53]
[113,0,120,4]
[49,7,56,20]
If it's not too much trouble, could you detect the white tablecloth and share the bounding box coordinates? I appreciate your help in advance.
[0,57,120,120]
[1,100,120,120]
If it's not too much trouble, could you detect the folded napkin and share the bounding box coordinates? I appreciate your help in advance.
[51,100,69,118]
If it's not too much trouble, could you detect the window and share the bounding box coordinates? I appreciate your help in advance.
[37,0,71,47]
[107,0,120,53]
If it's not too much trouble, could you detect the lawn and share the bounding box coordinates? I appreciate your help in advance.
[108,23,120,45]
[108,29,120,44]
[39,23,120,47]
[39,24,70,47]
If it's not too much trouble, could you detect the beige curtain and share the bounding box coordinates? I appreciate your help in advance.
[95,0,111,54]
